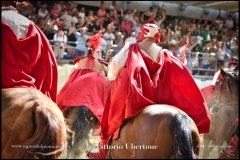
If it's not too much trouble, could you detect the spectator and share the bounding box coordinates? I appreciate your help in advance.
[225,15,234,30]
[120,18,132,36]
[102,12,112,29]
[53,30,68,59]
[144,6,155,21]
[216,42,229,68]
[75,27,89,56]
[155,7,166,26]
[187,52,199,74]
[103,24,115,45]
[75,16,86,29]
[92,19,102,34]
[115,32,125,53]
[60,10,73,32]
[38,3,48,19]
[78,6,85,24]
[50,3,60,18]
[86,15,95,33]
[66,26,77,59]
[98,1,106,28]
[71,11,79,27]
[125,32,137,44]
[132,21,141,38]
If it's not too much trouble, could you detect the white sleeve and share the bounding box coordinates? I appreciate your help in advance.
[53,34,57,41]
[162,49,173,56]
[108,42,130,81]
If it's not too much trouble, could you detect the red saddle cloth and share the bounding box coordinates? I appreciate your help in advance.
[1,21,58,102]
[56,65,107,122]
[101,43,210,140]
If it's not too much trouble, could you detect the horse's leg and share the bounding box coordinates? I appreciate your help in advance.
[65,107,82,158]
[69,106,96,158]
[201,134,212,158]
[215,108,234,157]
[66,131,75,158]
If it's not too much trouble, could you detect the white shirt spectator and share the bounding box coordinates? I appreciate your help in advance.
[217,48,226,60]
[103,32,115,45]
[61,11,73,30]
[53,32,67,48]
[125,32,137,44]
[225,19,234,29]
[38,8,48,18]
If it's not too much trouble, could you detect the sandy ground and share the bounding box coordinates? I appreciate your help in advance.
[58,133,219,159]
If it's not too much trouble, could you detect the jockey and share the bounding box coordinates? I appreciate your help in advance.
[87,20,210,159]
[56,32,108,123]
[1,1,58,101]
[201,56,239,102]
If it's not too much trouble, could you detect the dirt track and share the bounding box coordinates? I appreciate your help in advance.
[59,133,219,159]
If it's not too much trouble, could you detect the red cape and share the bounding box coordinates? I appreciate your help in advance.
[201,85,215,103]
[1,21,58,101]
[56,68,107,122]
[101,43,210,139]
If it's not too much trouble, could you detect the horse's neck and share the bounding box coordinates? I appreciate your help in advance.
[138,41,161,62]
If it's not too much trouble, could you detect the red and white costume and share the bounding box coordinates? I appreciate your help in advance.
[87,20,210,159]
[56,33,108,122]
[1,8,58,101]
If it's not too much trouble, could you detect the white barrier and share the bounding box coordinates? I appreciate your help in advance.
[57,64,74,94]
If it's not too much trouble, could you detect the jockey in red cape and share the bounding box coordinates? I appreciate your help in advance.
[87,20,210,159]
[56,32,108,123]
[1,1,58,101]
[201,56,239,102]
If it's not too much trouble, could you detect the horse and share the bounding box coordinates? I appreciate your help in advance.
[106,104,200,159]
[202,66,239,158]
[59,55,108,159]
[65,106,99,158]
[1,87,69,159]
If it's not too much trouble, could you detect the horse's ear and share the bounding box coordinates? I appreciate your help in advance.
[220,67,227,77]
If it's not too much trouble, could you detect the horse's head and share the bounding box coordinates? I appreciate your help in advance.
[214,66,239,108]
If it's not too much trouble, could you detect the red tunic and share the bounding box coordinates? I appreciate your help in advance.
[1,21,58,102]
[101,43,210,139]
[56,58,107,122]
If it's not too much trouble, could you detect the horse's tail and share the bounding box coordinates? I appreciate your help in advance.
[170,113,196,159]
[21,103,69,159]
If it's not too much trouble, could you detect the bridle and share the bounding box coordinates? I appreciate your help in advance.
[210,72,238,115]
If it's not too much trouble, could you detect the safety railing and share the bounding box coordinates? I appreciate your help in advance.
[50,40,219,79]
[191,52,218,80]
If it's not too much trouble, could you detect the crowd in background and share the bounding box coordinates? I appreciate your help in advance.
[18,1,239,74]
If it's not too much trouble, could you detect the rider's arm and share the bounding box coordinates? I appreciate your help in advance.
[108,42,130,81]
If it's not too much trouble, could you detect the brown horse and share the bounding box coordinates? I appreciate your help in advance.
[1,88,69,159]
[202,66,239,158]
[106,104,200,159]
